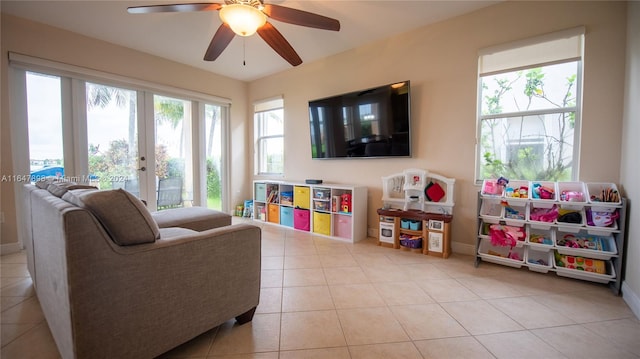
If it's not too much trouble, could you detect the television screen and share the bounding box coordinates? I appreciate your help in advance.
[308,81,411,159]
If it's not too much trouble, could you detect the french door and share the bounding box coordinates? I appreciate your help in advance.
[15,68,227,213]
[86,82,142,195]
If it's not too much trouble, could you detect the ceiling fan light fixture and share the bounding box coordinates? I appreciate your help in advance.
[219,3,267,37]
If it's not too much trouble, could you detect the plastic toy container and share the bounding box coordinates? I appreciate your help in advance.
[529,181,557,201]
[585,207,619,230]
[503,180,530,201]
[477,238,525,268]
[556,205,585,228]
[527,227,555,251]
[501,200,527,226]
[528,201,558,229]
[553,253,615,284]
[555,229,617,260]
[409,220,421,231]
[487,223,526,247]
[399,236,422,249]
[586,182,622,211]
[525,247,553,273]
[400,219,410,229]
[557,181,587,204]
[479,198,503,223]
[313,200,330,211]
[313,188,331,199]
[478,220,491,239]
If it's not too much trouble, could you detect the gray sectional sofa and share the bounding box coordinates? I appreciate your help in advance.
[22,179,261,359]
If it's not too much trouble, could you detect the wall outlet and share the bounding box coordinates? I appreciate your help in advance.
[367,228,378,238]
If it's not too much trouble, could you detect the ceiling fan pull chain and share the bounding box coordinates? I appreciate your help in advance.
[243,37,246,66]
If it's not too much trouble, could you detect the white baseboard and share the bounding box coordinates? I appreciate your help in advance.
[1,242,23,255]
[622,281,640,320]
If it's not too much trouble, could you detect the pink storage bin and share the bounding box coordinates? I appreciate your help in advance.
[334,215,352,239]
[293,208,310,231]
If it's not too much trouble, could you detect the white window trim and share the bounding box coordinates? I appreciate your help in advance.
[9,52,231,105]
[254,96,284,177]
[475,27,585,183]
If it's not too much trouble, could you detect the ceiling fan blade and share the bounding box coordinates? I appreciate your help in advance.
[257,22,302,66]
[262,4,340,31]
[127,3,222,14]
[204,23,235,61]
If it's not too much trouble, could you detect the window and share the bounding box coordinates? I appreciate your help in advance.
[254,97,284,175]
[26,72,64,178]
[204,103,225,210]
[476,27,584,182]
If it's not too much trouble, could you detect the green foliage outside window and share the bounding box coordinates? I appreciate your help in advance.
[479,62,578,181]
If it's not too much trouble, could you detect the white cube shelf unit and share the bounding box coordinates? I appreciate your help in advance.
[252,180,368,243]
[475,180,627,295]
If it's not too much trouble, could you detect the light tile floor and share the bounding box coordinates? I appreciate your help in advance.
[2,218,639,358]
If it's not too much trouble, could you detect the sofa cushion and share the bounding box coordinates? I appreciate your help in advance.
[152,207,232,231]
[35,176,65,189]
[47,182,97,198]
[62,188,100,207]
[69,189,161,246]
[158,227,199,240]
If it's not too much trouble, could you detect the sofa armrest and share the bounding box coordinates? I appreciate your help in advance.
[63,214,261,358]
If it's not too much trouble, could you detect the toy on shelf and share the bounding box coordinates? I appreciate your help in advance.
[489,223,525,247]
[340,193,352,213]
[482,176,509,196]
[531,182,556,200]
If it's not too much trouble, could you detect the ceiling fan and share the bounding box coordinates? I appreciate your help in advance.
[127,0,341,66]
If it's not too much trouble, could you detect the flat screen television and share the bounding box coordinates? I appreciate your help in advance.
[308,81,411,159]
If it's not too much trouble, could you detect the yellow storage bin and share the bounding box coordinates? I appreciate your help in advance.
[313,212,331,236]
[294,186,311,209]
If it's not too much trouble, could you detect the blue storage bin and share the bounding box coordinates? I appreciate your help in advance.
[280,206,294,228]
[401,219,410,229]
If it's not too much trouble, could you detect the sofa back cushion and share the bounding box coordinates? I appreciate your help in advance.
[35,176,66,189]
[65,189,161,245]
[47,181,97,198]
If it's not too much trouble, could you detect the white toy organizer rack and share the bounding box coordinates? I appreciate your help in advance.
[382,169,455,214]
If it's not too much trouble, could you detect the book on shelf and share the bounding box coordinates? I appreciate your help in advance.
[267,190,279,203]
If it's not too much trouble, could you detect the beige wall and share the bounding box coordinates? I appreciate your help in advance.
[0,14,249,246]
[249,1,628,253]
[620,1,640,316]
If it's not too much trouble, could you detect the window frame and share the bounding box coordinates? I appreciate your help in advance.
[254,97,284,176]
[475,28,584,183]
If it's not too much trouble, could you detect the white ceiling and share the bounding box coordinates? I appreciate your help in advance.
[1,0,498,82]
